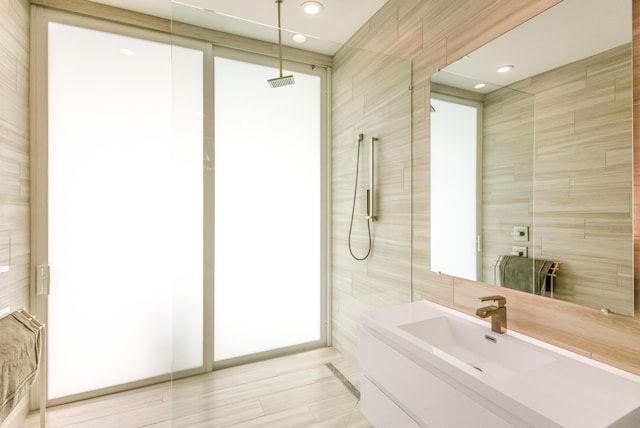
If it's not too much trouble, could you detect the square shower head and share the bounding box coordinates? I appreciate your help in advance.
[268,74,295,88]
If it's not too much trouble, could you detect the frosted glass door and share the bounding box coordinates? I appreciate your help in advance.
[47,22,203,400]
[214,55,323,362]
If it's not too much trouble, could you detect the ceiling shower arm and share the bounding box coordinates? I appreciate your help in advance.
[277,0,283,77]
[267,0,295,88]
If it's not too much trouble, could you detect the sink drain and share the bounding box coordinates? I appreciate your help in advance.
[484,334,497,343]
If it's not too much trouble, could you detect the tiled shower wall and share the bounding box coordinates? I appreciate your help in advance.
[0,0,29,312]
[331,46,412,364]
[332,0,640,376]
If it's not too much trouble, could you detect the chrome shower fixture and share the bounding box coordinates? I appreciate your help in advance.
[268,0,295,88]
[366,136,378,222]
[348,133,378,261]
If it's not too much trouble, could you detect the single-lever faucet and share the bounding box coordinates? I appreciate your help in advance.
[476,295,507,334]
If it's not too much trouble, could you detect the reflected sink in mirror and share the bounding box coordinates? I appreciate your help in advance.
[399,316,555,376]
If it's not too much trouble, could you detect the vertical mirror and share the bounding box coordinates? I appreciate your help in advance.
[430,0,633,315]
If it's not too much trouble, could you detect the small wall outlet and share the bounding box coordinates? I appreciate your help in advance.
[511,246,528,257]
[512,226,529,242]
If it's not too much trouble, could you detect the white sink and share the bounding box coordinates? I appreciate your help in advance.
[360,300,640,427]
[398,316,555,376]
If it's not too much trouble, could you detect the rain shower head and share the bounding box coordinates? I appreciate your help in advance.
[268,74,295,88]
[269,0,295,88]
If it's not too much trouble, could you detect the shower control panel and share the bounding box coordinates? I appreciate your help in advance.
[511,246,528,257]
[512,226,529,242]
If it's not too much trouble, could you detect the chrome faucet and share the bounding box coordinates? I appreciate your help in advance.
[476,295,507,334]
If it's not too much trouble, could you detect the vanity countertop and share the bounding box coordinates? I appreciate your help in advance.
[361,299,640,427]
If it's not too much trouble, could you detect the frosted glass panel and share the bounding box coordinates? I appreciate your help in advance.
[170,44,204,373]
[214,56,321,361]
[430,98,478,280]
[48,23,203,399]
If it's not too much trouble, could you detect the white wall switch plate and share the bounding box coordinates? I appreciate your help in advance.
[511,246,528,257]
[512,226,529,242]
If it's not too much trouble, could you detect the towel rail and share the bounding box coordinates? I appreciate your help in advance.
[18,308,44,331]
[546,262,561,298]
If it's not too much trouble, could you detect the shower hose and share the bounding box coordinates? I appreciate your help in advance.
[348,136,372,261]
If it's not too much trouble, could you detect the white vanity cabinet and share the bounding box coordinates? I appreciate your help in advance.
[360,375,420,428]
[360,327,512,427]
[359,300,640,428]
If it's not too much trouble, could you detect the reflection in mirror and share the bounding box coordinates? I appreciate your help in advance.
[431,93,484,282]
[431,86,534,285]
[430,0,634,315]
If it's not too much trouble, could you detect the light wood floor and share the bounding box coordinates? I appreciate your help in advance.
[24,347,372,428]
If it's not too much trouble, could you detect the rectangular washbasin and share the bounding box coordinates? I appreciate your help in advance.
[398,316,556,376]
[363,300,640,426]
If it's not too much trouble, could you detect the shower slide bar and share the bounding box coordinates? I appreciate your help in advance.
[347,133,378,262]
[366,137,378,222]
[347,133,377,261]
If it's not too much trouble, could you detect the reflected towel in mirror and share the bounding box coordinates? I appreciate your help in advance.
[495,255,555,295]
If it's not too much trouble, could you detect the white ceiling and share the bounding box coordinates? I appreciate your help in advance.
[87,0,630,78]
[88,0,390,55]
[433,0,631,93]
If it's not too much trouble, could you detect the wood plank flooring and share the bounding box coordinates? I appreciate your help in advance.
[23,347,371,428]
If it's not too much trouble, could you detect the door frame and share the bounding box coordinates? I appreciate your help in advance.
[30,5,331,407]
[210,46,330,370]
[30,7,214,406]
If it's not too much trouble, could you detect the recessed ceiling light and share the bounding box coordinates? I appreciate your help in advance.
[497,65,514,73]
[293,34,307,43]
[301,1,323,15]
[120,48,134,56]
[474,83,486,89]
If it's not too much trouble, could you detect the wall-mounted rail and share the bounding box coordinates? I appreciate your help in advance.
[366,137,378,222]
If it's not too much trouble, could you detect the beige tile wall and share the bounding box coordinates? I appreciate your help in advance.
[331,46,413,364]
[527,44,633,315]
[0,0,29,312]
[481,87,535,286]
[478,44,633,315]
[332,0,640,376]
